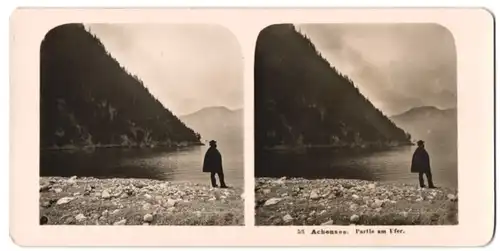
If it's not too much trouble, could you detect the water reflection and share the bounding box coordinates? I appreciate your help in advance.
[40,141,244,187]
[256,143,457,189]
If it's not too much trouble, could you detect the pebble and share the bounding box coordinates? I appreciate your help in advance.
[102,190,111,199]
[84,185,93,192]
[56,197,75,205]
[67,176,77,184]
[282,214,293,223]
[40,184,51,192]
[371,200,383,209]
[166,199,177,207]
[264,198,282,206]
[349,204,358,211]
[144,194,152,200]
[143,203,151,210]
[53,188,63,193]
[262,189,271,194]
[321,220,333,225]
[75,213,87,221]
[113,219,127,225]
[447,194,457,201]
[350,214,360,223]
[64,217,76,224]
[275,177,286,185]
[143,214,153,222]
[310,191,320,200]
[40,216,48,225]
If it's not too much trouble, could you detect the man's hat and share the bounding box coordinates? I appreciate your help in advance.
[417,140,424,145]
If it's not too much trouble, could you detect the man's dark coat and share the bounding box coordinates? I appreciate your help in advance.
[202,146,223,173]
[411,146,431,173]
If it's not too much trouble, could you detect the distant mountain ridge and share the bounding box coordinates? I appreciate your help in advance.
[40,23,201,149]
[390,106,457,149]
[182,106,242,118]
[255,24,411,150]
[392,106,456,119]
[180,106,243,144]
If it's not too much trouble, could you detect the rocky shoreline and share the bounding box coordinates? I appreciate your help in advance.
[39,176,244,225]
[255,177,458,226]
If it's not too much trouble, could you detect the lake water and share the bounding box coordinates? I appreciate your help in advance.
[255,143,457,189]
[40,141,244,188]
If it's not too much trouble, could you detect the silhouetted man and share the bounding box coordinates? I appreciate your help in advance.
[411,140,436,188]
[202,140,228,188]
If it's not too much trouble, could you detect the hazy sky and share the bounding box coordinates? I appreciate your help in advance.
[86,24,243,116]
[296,23,457,116]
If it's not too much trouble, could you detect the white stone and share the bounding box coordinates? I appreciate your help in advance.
[310,191,320,200]
[143,214,153,222]
[101,190,111,199]
[282,214,293,223]
[75,213,86,221]
[113,219,127,225]
[264,198,282,206]
[56,197,75,205]
[350,214,360,223]
[321,220,333,225]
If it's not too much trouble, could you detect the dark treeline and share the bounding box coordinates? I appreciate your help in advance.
[40,23,201,149]
[254,24,411,150]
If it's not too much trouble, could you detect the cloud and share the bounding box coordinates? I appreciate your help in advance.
[296,23,457,115]
[85,23,244,116]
